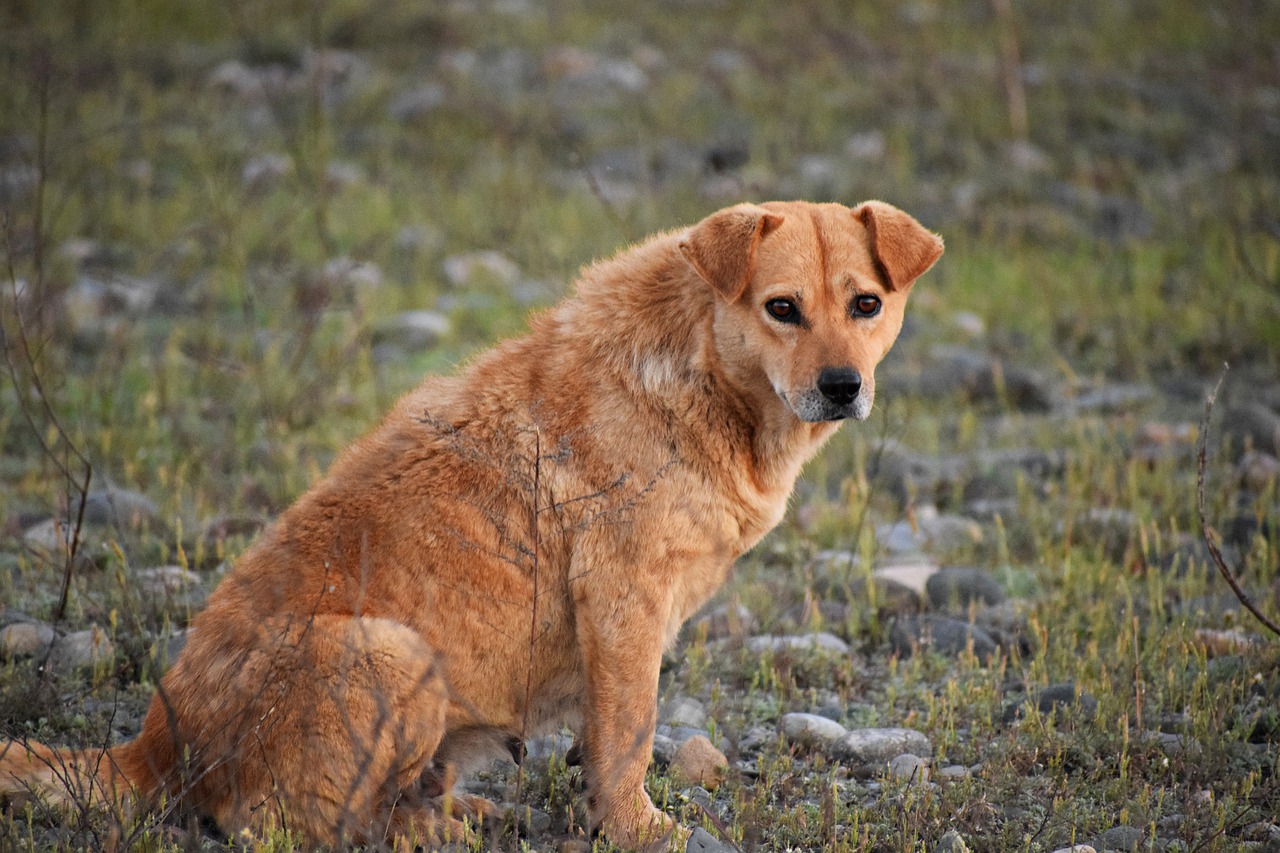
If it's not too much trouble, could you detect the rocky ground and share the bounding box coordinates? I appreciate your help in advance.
[2,1,1279,850]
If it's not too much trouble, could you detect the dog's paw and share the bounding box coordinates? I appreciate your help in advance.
[685,826,737,852]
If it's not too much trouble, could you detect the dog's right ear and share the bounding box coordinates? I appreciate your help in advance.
[679,205,785,301]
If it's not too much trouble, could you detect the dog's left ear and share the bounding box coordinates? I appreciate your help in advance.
[853,201,944,291]
[680,204,785,301]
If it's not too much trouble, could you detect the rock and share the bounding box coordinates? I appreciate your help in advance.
[135,565,203,596]
[372,310,451,352]
[150,628,189,673]
[689,602,757,640]
[872,559,940,597]
[887,753,930,785]
[1194,628,1259,656]
[736,726,774,755]
[49,626,114,673]
[442,250,520,287]
[322,256,383,291]
[833,727,931,766]
[934,829,970,852]
[889,615,998,663]
[652,732,678,765]
[668,735,728,790]
[926,567,1006,610]
[936,764,971,781]
[1003,683,1099,723]
[746,632,850,655]
[199,514,268,548]
[1237,451,1280,489]
[876,506,982,554]
[0,621,57,658]
[388,83,447,122]
[1222,401,1280,457]
[1049,847,1097,853]
[524,733,573,763]
[660,696,707,730]
[1068,382,1156,414]
[242,153,292,190]
[908,346,1055,411]
[686,826,736,853]
[560,840,592,853]
[22,518,75,557]
[779,713,848,750]
[1096,825,1145,851]
[501,803,551,834]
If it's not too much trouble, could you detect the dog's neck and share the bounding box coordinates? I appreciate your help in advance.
[566,235,839,497]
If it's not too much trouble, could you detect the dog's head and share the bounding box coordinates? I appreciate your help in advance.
[680,200,942,423]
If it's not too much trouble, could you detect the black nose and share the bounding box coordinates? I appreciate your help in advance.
[817,367,862,406]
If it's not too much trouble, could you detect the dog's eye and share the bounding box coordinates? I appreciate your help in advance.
[852,294,882,317]
[765,298,799,323]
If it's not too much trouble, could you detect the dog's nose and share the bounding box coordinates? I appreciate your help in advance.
[817,367,862,406]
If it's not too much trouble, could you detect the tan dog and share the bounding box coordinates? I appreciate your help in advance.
[0,201,941,850]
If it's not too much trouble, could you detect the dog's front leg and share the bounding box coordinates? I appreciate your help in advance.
[571,543,684,851]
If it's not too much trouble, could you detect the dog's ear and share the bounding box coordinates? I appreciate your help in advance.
[679,204,785,301]
[853,201,944,291]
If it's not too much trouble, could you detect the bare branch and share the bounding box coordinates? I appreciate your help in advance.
[1196,363,1280,638]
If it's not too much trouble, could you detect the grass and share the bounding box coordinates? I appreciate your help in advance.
[2,0,1279,850]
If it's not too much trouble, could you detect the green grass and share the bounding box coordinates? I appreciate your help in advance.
[2,0,1279,850]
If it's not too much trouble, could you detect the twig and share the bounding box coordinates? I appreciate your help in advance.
[1196,363,1280,638]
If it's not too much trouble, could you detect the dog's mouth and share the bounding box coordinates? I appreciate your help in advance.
[780,390,873,423]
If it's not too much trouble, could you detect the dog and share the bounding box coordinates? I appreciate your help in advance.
[1,200,941,850]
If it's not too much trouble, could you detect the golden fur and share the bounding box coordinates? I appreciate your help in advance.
[0,200,941,850]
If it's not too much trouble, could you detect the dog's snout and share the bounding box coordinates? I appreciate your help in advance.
[817,367,862,406]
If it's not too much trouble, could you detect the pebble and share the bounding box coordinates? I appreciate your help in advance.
[1221,401,1280,457]
[660,696,707,729]
[735,725,775,755]
[135,565,203,596]
[1003,683,1099,723]
[689,602,757,639]
[652,732,678,766]
[49,626,114,673]
[686,826,736,853]
[371,310,451,353]
[926,567,1005,610]
[1095,825,1145,851]
[746,632,850,655]
[1237,451,1280,489]
[668,735,728,791]
[833,727,931,765]
[0,621,57,658]
[876,507,983,554]
[779,713,848,749]
[1049,847,1096,853]
[441,250,520,287]
[936,764,971,781]
[934,829,970,852]
[889,615,998,663]
[887,753,930,785]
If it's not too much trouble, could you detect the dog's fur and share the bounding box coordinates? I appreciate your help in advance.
[0,201,941,849]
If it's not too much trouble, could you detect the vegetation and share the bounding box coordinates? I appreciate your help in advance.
[1,0,1277,850]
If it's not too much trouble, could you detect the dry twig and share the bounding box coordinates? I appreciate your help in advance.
[1195,363,1280,638]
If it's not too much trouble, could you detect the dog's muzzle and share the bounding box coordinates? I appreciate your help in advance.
[817,367,862,407]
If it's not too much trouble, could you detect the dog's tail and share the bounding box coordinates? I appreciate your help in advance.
[0,718,175,814]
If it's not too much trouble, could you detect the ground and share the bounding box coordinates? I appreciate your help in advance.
[1,1,1278,851]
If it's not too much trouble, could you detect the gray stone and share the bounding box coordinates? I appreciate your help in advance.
[735,726,774,755]
[1237,451,1280,489]
[372,310,451,352]
[907,346,1055,411]
[49,626,114,673]
[889,615,998,663]
[1050,847,1097,853]
[686,826,735,853]
[877,507,982,555]
[0,621,57,658]
[652,732,679,765]
[779,713,848,749]
[833,727,931,765]
[1096,825,1145,851]
[1222,401,1280,457]
[887,753,930,785]
[689,602,757,640]
[135,565,202,596]
[934,829,970,852]
[936,764,971,781]
[926,567,1006,610]
[524,733,574,762]
[746,633,850,655]
[388,83,447,122]
[1004,682,1099,723]
[442,250,520,287]
[660,696,707,729]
